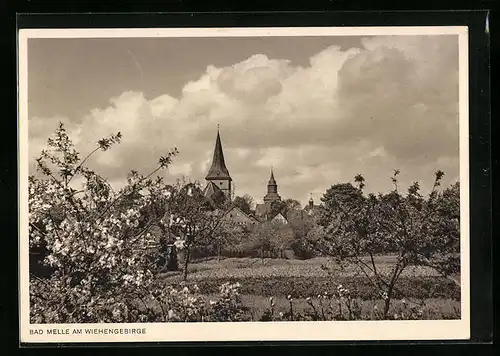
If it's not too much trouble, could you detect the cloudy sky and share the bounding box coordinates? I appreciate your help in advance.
[27,34,460,206]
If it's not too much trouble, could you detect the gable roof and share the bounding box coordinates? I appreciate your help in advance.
[203,181,220,198]
[223,206,259,222]
[269,212,288,223]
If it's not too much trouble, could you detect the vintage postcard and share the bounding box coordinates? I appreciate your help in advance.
[18,26,470,343]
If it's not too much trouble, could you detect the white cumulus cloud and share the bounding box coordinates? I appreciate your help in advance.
[28,35,460,206]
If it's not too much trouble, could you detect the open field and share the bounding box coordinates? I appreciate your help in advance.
[155,256,461,320]
[160,256,451,279]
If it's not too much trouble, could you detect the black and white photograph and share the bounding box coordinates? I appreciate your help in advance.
[18,26,469,342]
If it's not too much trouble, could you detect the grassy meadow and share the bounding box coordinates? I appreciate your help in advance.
[156,256,461,320]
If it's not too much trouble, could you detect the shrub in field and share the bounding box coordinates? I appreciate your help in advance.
[205,282,251,322]
[260,285,374,321]
[121,282,248,322]
[147,281,248,322]
[290,239,317,260]
[248,223,275,262]
[165,275,460,302]
[147,282,244,322]
[149,283,207,322]
[259,285,460,321]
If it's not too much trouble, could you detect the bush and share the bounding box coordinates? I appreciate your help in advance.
[291,240,316,260]
[258,285,460,321]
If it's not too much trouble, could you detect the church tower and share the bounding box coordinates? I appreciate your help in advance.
[308,193,314,210]
[263,168,281,204]
[205,127,232,198]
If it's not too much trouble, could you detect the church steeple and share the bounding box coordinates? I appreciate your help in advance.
[204,126,232,200]
[268,167,276,186]
[205,127,231,181]
[263,167,281,204]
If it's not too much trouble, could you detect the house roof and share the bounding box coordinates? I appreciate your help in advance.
[203,181,220,199]
[205,129,231,181]
[223,206,260,223]
[269,211,288,223]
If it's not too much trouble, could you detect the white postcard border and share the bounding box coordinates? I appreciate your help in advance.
[18,26,470,343]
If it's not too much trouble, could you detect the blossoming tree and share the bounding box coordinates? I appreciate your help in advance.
[312,170,460,319]
[165,181,231,280]
[29,123,179,322]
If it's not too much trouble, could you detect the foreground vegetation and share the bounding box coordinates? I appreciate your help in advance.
[29,125,461,323]
[151,257,461,321]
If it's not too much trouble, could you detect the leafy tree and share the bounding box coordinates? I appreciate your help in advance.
[144,178,242,274]
[311,170,460,319]
[420,181,460,280]
[306,225,328,243]
[136,182,176,272]
[233,194,254,215]
[249,222,277,262]
[288,211,314,239]
[272,225,296,258]
[213,219,247,261]
[211,187,229,209]
[268,198,302,220]
[166,182,227,280]
[283,198,302,212]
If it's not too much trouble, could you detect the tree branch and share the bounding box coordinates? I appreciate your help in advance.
[67,147,100,185]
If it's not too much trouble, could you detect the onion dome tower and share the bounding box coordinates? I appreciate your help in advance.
[263,168,281,204]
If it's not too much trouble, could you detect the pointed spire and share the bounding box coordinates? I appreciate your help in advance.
[264,166,280,203]
[205,126,231,181]
[268,167,276,185]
